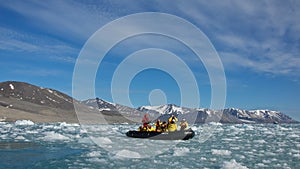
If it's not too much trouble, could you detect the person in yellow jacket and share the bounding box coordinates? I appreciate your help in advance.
[168,115,178,132]
[180,118,188,130]
[147,125,156,132]
[138,124,155,132]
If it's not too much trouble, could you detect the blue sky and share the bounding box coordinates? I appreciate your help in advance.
[0,0,300,120]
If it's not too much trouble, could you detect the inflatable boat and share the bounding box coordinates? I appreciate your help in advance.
[126,128,195,140]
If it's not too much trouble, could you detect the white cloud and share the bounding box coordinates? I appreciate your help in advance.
[1,1,119,42]
[1,0,299,79]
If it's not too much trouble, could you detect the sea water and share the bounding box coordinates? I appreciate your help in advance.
[0,120,299,169]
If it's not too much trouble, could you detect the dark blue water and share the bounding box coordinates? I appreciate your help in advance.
[0,121,299,168]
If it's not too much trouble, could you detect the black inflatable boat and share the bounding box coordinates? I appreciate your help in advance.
[126,128,195,140]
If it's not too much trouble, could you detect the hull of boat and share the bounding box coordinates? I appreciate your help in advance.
[126,128,195,140]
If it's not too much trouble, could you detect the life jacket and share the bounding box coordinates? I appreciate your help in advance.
[147,126,155,132]
[168,116,178,123]
[168,123,177,132]
[168,116,178,132]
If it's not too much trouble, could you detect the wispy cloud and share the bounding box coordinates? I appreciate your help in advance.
[12,68,65,77]
[174,0,300,78]
[0,27,78,64]
[1,0,300,78]
[1,0,120,42]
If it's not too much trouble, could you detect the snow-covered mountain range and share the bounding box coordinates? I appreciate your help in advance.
[137,104,296,123]
[0,81,297,124]
[82,98,296,124]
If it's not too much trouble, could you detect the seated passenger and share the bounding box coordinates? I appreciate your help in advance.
[161,121,168,132]
[147,125,156,132]
[138,113,152,132]
[155,119,162,132]
[180,118,189,130]
[167,114,178,132]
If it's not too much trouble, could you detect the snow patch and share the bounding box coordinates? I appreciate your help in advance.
[222,159,248,169]
[47,89,53,93]
[99,108,111,111]
[9,84,14,90]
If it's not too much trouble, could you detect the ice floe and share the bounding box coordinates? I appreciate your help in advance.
[41,131,69,141]
[222,159,248,169]
[212,149,232,156]
[114,149,141,159]
[173,147,190,156]
[15,120,34,126]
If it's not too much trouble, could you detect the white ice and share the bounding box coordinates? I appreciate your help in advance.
[15,120,34,126]
[114,149,141,159]
[173,147,190,156]
[212,149,232,156]
[222,159,248,169]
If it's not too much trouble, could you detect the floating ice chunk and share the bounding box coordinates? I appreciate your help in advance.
[254,139,266,144]
[264,130,273,135]
[115,150,141,159]
[256,163,267,167]
[86,151,102,157]
[173,147,190,156]
[222,159,248,169]
[15,136,25,140]
[87,158,107,163]
[277,126,289,131]
[42,131,69,141]
[293,154,300,158]
[77,138,94,144]
[212,149,232,156]
[200,157,207,160]
[262,159,271,164]
[265,152,276,156]
[15,120,34,126]
[59,122,79,127]
[91,137,112,145]
[244,125,254,130]
[288,134,299,138]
